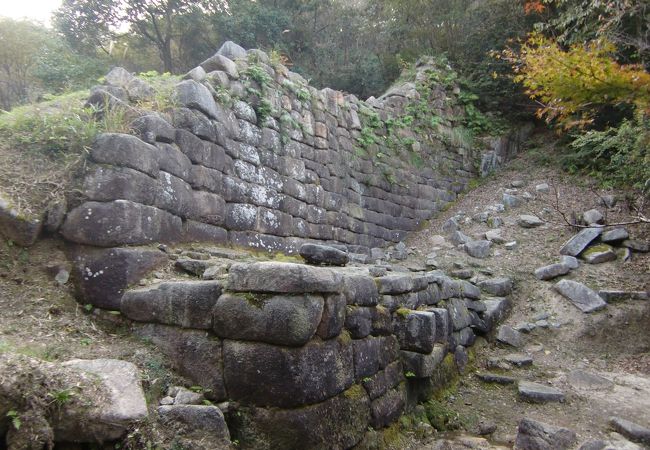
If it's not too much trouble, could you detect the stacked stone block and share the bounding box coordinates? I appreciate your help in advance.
[118,260,509,448]
[60,44,527,256]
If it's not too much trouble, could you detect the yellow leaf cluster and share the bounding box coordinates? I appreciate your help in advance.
[504,32,650,128]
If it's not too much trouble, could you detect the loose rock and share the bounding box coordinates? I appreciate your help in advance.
[554,279,607,313]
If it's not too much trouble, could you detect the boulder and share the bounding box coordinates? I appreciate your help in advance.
[560,227,603,256]
[217,41,247,60]
[447,298,473,331]
[175,79,221,120]
[554,279,606,313]
[400,345,447,378]
[200,53,239,78]
[299,243,349,266]
[622,240,649,253]
[515,417,576,449]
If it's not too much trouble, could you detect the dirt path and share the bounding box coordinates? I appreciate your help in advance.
[403,152,650,449]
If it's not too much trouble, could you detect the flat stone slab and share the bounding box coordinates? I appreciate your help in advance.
[622,240,649,252]
[476,372,517,385]
[560,227,603,256]
[505,353,533,367]
[554,279,607,313]
[227,261,342,293]
[601,227,629,243]
[518,381,565,403]
[567,370,614,390]
[610,417,650,445]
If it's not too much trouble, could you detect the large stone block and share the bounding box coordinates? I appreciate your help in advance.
[175,79,221,119]
[393,310,436,353]
[157,405,231,447]
[352,336,382,380]
[62,201,183,247]
[90,133,159,177]
[223,338,354,407]
[133,323,226,400]
[67,246,167,310]
[400,345,447,378]
[171,108,217,142]
[155,171,194,218]
[190,190,226,226]
[369,383,406,429]
[377,274,414,294]
[361,361,403,400]
[83,166,158,206]
[345,306,374,339]
[121,281,222,329]
[213,293,324,346]
[447,298,473,331]
[181,220,228,244]
[236,385,370,450]
[155,143,192,180]
[227,261,342,293]
[131,114,175,143]
[317,294,347,339]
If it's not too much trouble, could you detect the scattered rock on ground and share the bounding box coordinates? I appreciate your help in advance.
[534,263,571,281]
[554,279,607,313]
[515,417,577,449]
[609,417,650,445]
[518,215,545,228]
[464,240,492,258]
[496,325,524,348]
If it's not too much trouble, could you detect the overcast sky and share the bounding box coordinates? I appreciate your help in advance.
[1,0,62,25]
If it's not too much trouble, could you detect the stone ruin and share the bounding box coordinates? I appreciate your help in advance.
[0,41,532,448]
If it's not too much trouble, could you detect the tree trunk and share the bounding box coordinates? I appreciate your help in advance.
[161,39,173,73]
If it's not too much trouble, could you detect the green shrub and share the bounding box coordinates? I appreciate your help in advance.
[564,114,650,189]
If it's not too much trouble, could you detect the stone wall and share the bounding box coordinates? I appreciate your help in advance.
[121,260,510,448]
[59,42,527,255]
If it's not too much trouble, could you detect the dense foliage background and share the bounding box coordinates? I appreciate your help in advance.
[0,0,648,188]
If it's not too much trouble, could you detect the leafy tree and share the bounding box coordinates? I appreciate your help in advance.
[55,0,229,73]
[503,33,650,128]
[0,18,52,110]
